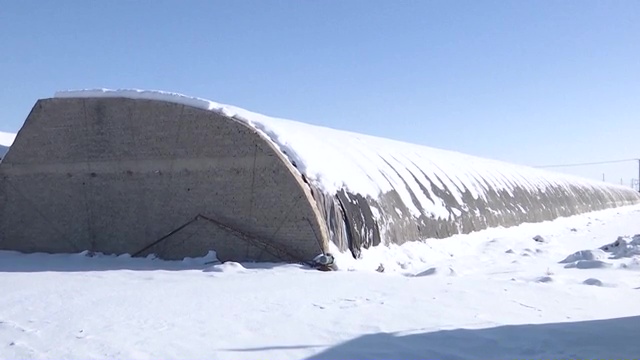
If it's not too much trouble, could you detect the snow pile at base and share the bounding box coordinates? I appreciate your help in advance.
[54,89,638,221]
[180,250,219,265]
[203,261,247,273]
[0,131,16,147]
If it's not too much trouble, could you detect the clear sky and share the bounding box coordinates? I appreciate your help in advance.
[1,1,638,186]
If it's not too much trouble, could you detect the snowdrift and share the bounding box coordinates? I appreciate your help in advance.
[0,89,638,263]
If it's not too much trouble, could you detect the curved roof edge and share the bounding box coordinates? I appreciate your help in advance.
[2,96,332,262]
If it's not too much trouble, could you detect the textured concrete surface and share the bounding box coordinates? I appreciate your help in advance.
[0,98,328,262]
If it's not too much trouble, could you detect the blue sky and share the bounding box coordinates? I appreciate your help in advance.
[1,1,638,185]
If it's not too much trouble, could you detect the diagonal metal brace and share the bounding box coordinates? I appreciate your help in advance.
[132,214,312,265]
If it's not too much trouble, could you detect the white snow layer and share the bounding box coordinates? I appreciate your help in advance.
[0,131,16,147]
[54,88,637,220]
[1,204,640,359]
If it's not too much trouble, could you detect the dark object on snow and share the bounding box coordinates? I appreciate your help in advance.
[600,237,625,252]
[533,235,547,243]
[316,264,337,272]
[313,253,338,271]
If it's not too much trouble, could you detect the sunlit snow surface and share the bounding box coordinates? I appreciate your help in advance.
[55,89,636,220]
[1,205,640,359]
[0,131,16,147]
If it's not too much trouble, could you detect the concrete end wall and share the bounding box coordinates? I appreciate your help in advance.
[0,97,329,262]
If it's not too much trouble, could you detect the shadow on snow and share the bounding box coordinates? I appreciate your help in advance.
[0,250,304,272]
[306,315,640,360]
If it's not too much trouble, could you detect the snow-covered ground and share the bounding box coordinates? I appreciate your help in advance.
[1,205,640,359]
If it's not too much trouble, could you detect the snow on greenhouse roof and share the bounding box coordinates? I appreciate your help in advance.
[54,88,635,219]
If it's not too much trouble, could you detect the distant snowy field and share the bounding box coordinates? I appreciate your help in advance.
[1,205,640,359]
[0,132,15,147]
[0,131,15,159]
